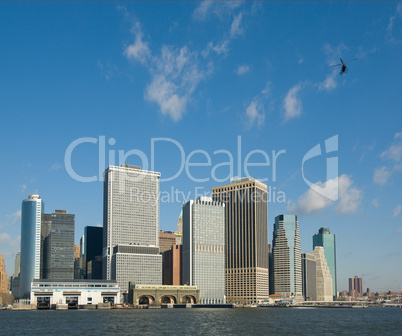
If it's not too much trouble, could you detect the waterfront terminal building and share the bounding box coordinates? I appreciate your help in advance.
[30,279,120,309]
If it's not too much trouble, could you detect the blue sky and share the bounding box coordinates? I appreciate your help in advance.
[1,1,401,292]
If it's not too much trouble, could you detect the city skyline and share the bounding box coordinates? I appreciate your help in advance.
[0,2,401,292]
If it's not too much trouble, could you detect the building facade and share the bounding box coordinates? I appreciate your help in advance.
[0,255,8,293]
[159,230,177,253]
[301,253,316,301]
[313,227,337,299]
[313,246,333,301]
[162,245,182,286]
[103,165,162,293]
[182,197,225,304]
[42,210,75,280]
[20,194,44,297]
[212,177,269,304]
[272,214,302,299]
[30,279,120,308]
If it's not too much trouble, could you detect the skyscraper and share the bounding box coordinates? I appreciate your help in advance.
[14,251,21,278]
[272,214,302,299]
[212,177,269,305]
[0,254,8,293]
[41,210,75,280]
[182,196,225,304]
[84,226,103,279]
[313,227,337,299]
[103,164,162,293]
[301,253,316,301]
[20,194,43,297]
[162,245,182,286]
[349,275,363,297]
[313,246,333,301]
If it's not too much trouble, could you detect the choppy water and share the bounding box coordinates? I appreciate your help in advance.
[2,307,402,335]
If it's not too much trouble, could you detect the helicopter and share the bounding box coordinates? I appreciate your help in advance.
[330,58,358,75]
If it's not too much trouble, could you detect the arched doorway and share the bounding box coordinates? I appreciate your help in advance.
[160,295,176,304]
[137,295,155,305]
[181,295,196,304]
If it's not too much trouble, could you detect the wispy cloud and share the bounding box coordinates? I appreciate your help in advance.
[387,3,402,44]
[244,81,271,129]
[393,205,402,217]
[50,163,62,171]
[124,22,151,65]
[235,64,250,76]
[374,132,402,185]
[6,210,21,225]
[193,1,243,21]
[371,199,379,207]
[124,22,211,121]
[318,69,338,92]
[373,166,392,185]
[288,174,362,215]
[283,83,303,122]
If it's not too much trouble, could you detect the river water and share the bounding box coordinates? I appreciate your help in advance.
[2,307,402,335]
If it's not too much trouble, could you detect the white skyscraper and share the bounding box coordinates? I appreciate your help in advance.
[20,194,43,296]
[182,197,225,304]
[313,246,333,302]
[103,165,162,293]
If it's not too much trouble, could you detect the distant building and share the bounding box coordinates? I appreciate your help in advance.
[84,226,103,279]
[103,165,162,293]
[313,227,337,299]
[14,252,21,278]
[176,211,183,245]
[79,235,85,279]
[301,253,316,301]
[74,244,81,279]
[268,244,274,295]
[159,230,177,253]
[349,275,363,297]
[162,245,182,285]
[20,194,44,297]
[212,177,269,305]
[272,215,302,299]
[11,276,21,299]
[41,210,75,280]
[313,246,333,301]
[182,197,225,304]
[0,255,8,293]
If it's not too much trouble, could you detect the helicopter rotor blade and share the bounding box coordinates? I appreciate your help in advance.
[347,58,358,63]
[329,63,342,67]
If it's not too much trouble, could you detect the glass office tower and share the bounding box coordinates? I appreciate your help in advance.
[313,227,337,299]
[20,194,43,297]
[272,214,302,299]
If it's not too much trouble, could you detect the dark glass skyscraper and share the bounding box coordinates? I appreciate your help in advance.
[313,227,337,298]
[272,214,302,299]
[84,226,103,279]
[42,210,75,280]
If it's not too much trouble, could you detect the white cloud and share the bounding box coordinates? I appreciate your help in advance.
[50,163,62,171]
[193,1,243,21]
[387,3,402,42]
[244,81,271,129]
[318,69,338,92]
[371,199,379,207]
[393,205,402,217]
[283,83,303,121]
[246,100,265,128]
[288,174,362,215]
[373,166,391,185]
[374,133,402,185]
[124,22,210,122]
[6,210,21,225]
[381,143,402,162]
[230,13,243,38]
[124,22,151,65]
[0,232,10,243]
[235,64,250,76]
